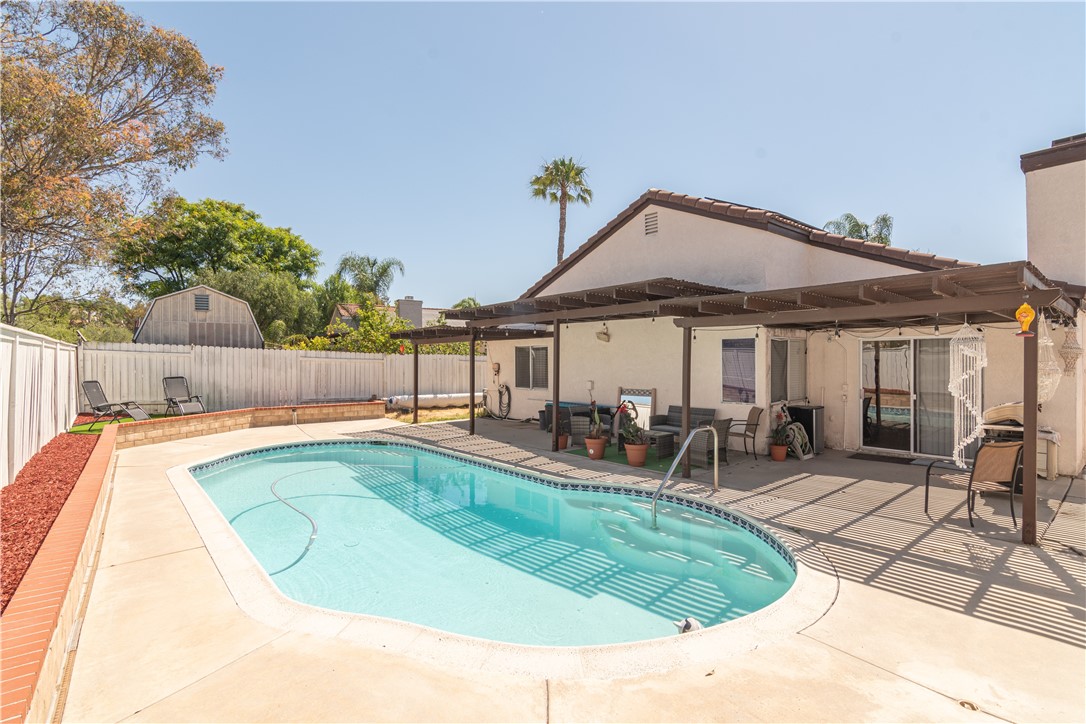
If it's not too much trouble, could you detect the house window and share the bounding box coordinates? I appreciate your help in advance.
[194,293,210,311]
[515,346,548,389]
[771,338,807,402]
[722,338,756,403]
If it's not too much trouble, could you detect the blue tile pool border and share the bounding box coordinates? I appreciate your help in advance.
[189,438,796,572]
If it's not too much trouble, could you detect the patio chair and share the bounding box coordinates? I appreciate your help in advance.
[163,376,206,416]
[924,440,1024,528]
[728,406,764,460]
[81,380,150,429]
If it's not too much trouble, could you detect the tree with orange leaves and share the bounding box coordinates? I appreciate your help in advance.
[1,0,226,325]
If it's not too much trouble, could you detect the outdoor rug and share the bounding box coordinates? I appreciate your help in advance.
[563,445,674,473]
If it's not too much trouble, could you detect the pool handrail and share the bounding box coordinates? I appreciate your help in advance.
[651,425,720,529]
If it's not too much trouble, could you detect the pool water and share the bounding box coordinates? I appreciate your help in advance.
[191,442,795,646]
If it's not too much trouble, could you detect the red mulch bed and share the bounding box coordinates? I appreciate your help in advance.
[1,432,99,613]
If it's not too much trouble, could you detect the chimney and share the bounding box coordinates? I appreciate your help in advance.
[1020,134,1086,286]
[395,296,424,328]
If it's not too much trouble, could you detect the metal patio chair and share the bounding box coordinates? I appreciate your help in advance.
[924,440,1024,528]
[81,380,150,429]
[163,376,206,416]
[728,406,764,460]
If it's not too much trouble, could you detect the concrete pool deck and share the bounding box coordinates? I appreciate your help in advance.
[61,418,1085,722]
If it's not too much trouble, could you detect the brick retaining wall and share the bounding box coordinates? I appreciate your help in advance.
[114,401,385,449]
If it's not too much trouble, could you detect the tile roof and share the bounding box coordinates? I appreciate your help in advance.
[522,189,977,299]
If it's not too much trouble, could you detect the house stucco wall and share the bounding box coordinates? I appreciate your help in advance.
[536,204,917,296]
[807,317,1085,476]
[1025,155,1086,287]
[488,319,780,454]
[489,313,1084,475]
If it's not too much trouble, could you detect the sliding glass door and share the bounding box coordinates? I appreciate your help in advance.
[862,340,912,451]
[861,338,973,456]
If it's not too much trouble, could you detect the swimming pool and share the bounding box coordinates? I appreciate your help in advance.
[189,441,796,647]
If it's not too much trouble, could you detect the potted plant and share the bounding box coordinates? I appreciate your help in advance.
[620,416,650,467]
[769,410,790,461]
[584,401,608,460]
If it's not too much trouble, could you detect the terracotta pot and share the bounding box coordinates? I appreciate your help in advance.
[770,444,788,462]
[557,434,569,450]
[624,442,649,467]
[585,437,607,460]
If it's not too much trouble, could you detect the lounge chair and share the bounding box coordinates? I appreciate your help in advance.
[728,406,764,460]
[81,380,150,429]
[924,441,1024,528]
[163,376,206,416]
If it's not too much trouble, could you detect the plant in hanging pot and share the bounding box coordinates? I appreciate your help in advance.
[620,414,650,467]
[769,410,790,461]
[584,401,608,460]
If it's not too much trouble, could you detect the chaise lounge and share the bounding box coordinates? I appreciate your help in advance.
[81,380,150,429]
[163,376,207,416]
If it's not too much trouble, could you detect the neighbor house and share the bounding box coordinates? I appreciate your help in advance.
[428,135,1084,479]
[329,296,465,332]
[133,285,264,348]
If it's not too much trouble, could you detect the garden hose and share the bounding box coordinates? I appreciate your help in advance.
[496,383,512,419]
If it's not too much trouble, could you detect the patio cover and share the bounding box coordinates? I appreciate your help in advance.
[402,261,1083,545]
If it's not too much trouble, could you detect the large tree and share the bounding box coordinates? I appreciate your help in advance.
[530,157,592,265]
[336,253,404,304]
[113,197,320,298]
[824,213,894,246]
[1,0,226,324]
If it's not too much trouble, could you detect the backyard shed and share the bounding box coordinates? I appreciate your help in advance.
[133,285,264,348]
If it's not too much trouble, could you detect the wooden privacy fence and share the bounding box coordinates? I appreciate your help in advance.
[80,342,488,414]
[1,324,79,489]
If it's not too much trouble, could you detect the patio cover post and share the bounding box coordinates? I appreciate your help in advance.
[682,326,692,478]
[1022,319,1039,545]
[469,328,476,436]
[412,343,419,425]
[552,316,561,452]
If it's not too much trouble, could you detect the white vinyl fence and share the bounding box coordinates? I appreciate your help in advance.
[80,342,488,414]
[2,324,79,489]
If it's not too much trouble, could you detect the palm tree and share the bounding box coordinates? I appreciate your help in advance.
[452,296,479,309]
[824,213,894,246]
[530,157,592,264]
[336,253,405,304]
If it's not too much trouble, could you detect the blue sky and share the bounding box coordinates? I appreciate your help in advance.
[129,2,1085,308]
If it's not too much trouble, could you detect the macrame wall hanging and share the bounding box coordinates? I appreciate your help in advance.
[1037,313,1062,404]
[1060,325,1083,375]
[948,323,987,468]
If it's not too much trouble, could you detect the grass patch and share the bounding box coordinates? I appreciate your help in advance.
[563,443,677,473]
[69,414,165,434]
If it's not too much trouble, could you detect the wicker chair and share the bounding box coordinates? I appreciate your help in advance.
[924,441,1024,527]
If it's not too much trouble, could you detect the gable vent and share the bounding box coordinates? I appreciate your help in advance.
[194,293,210,311]
[644,211,659,235]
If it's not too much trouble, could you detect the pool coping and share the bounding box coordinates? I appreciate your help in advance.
[168,437,840,680]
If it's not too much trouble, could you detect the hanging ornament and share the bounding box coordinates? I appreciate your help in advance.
[1037,313,1062,404]
[1060,325,1083,375]
[1015,303,1036,337]
[948,323,987,469]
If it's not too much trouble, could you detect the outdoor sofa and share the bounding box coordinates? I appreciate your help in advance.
[649,405,730,466]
